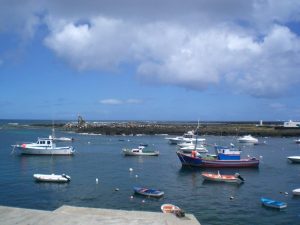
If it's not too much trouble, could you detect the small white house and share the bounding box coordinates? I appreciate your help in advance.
[283,120,300,128]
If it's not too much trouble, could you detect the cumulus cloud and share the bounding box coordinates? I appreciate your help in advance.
[100,98,143,105]
[2,0,300,98]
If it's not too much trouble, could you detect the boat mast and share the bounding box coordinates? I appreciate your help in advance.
[194,120,200,150]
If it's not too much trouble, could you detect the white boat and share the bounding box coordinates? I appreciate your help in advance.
[237,135,258,144]
[179,145,208,153]
[12,137,75,155]
[51,136,74,142]
[294,139,300,144]
[122,146,159,156]
[165,130,205,145]
[33,173,71,182]
[292,188,300,195]
[287,156,300,163]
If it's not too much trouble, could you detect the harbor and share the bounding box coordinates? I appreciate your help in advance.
[2,122,300,225]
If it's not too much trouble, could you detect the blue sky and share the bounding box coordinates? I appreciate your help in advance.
[1,0,300,121]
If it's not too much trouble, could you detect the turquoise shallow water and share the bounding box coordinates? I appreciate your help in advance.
[1,124,300,225]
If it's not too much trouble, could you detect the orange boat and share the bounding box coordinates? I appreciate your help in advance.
[201,171,244,184]
[161,204,180,213]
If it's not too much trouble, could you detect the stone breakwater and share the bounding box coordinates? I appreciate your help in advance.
[57,122,300,137]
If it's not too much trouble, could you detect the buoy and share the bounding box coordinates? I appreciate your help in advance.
[259,156,263,158]
[115,188,119,191]
[142,200,145,203]
[96,178,99,184]
[130,196,134,199]
[230,196,234,200]
[88,141,91,144]
[285,192,288,195]
[135,175,138,178]
[129,168,133,172]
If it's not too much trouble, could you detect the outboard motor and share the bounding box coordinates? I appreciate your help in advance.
[235,173,245,182]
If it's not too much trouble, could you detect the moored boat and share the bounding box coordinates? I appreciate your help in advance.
[133,187,164,197]
[294,139,300,144]
[176,151,259,168]
[237,135,258,144]
[161,204,181,213]
[261,197,287,209]
[165,130,205,145]
[122,146,159,156]
[287,156,300,163]
[292,188,300,195]
[201,171,244,184]
[12,137,75,155]
[179,145,208,153]
[33,173,71,183]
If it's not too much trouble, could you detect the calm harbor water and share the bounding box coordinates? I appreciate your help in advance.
[1,123,300,225]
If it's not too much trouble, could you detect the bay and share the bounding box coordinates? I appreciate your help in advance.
[1,122,300,225]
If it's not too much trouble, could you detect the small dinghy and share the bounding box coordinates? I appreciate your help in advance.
[133,187,164,197]
[201,171,245,184]
[161,204,185,217]
[261,197,287,209]
[292,188,300,195]
[287,156,300,163]
[33,173,71,183]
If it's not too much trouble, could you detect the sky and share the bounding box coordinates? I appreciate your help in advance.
[1,0,300,121]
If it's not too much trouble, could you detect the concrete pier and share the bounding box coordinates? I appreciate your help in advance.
[0,205,201,225]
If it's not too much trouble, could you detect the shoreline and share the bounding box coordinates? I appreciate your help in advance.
[52,122,300,137]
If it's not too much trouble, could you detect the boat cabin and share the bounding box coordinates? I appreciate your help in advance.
[36,138,54,147]
[214,145,241,160]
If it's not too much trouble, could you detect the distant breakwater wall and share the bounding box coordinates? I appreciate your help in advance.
[57,122,300,137]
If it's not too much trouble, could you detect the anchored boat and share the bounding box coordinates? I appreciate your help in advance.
[33,173,71,183]
[201,171,245,184]
[123,146,159,156]
[12,137,75,155]
[133,187,164,197]
[261,197,287,209]
[287,156,300,163]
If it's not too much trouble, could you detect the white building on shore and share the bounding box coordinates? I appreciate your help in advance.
[283,120,300,128]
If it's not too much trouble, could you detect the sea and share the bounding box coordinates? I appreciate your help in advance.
[1,120,300,225]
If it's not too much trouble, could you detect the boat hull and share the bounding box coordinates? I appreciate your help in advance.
[161,204,180,213]
[123,149,159,156]
[287,156,300,163]
[33,174,71,183]
[133,187,164,197]
[176,151,259,168]
[261,197,287,209]
[201,173,243,184]
[17,146,74,155]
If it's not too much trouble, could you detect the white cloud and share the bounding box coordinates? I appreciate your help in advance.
[3,0,300,98]
[99,98,143,105]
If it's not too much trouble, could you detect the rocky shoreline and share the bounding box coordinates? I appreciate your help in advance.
[55,121,300,137]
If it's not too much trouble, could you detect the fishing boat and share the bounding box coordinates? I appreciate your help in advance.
[161,204,181,213]
[176,151,259,168]
[261,197,287,209]
[201,171,244,184]
[133,187,164,197]
[292,188,300,195]
[12,137,75,155]
[287,156,300,163]
[33,173,71,183]
[237,135,258,144]
[122,146,159,156]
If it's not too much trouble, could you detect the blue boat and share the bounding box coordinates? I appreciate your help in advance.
[261,197,287,209]
[133,187,164,197]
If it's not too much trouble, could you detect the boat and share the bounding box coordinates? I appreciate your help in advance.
[294,139,300,144]
[122,146,159,156]
[201,171,244,184]
[261,197,287,209]
[33,173,71,183]
[176,151,259,168]
[165,130,205,145]
[179,145,208,153]
[12,137,75,155]
[133,187,164,197]
[292,188,300,195]
[51,136,74,142]
[237,135,258,144]
[161,204,181,213]
[287,156,300,163]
